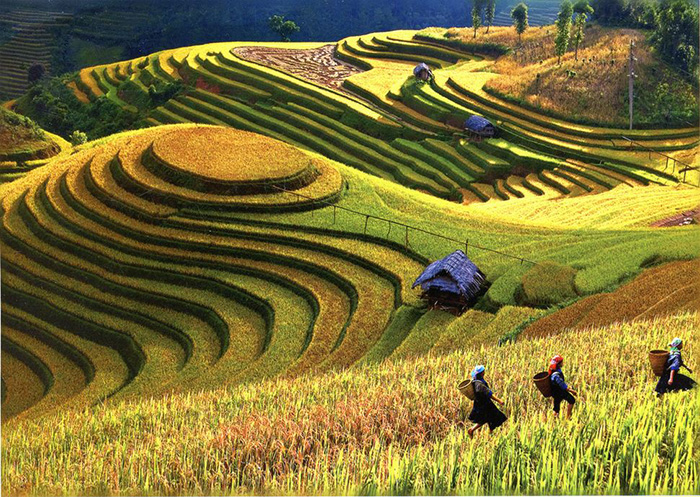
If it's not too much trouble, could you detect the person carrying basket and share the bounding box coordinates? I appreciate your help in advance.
[467,365,507,437]
[655,337,696,397]
[549,355,577,418]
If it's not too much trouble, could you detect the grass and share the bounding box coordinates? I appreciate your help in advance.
[0,108,63,163]
[423,25,698,129]
[522,259,700,339]
[3,313,697,494]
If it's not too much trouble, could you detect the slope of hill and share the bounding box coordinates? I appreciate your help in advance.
[2,27,699,496]
[418,25,698,129]
[12,29,695,199]
[0,8,72,99]
[522,259,699,338]
[2,313,697,495]
[0,108,71,184]
[1,122,698,423]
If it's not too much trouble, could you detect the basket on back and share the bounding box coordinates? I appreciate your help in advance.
[533,371,552,398]
[458,380,476,400]
[649,350,670,377]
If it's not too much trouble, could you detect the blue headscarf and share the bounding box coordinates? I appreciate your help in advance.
[669,337,682,356]
[471,365,485,379]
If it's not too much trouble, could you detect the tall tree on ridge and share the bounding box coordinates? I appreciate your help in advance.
[554,0,574,64]
[472,0,485,38]
[572,0,594,60]
[268,14,300,42]
[511,3,529,42]
[485,0,496,33]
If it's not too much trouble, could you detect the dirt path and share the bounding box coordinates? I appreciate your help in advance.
[233,44,363,92]
[651,206,700,227]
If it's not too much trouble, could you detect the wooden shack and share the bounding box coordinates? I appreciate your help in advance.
[413,62,434,82]
[464,115,496,141]
[411,250,486,315]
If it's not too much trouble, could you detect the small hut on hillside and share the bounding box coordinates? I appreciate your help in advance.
[412,250,486,315]
[464,115,496,140]
[413,62,434,82]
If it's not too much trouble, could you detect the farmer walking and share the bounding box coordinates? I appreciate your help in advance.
[655,338,696,397]
[467,365,507,437]
[549,355,577,418]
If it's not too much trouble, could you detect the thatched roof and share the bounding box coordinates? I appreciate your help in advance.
[464,115,495,132]
[412,250,485,299]
[413,63,431,76]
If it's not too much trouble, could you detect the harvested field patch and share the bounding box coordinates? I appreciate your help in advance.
[651,206,700,227]
[233,44,363,92]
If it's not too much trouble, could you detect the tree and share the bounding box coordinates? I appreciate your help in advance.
[27,64,45,85]
[590,0,626,25]
[268,15,300,42]
[485,0,496,33]
[511,3,529,42]
[572,0,594,60]
[471,0,484,38]
[651,0,699,76]
[69,130,88,146]
[554,0,574,64]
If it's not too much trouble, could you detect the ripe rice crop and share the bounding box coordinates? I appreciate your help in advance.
[152,126,313,183]
[469,184,700,229]
[2,313,697,495]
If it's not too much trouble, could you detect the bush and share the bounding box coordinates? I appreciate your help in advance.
[69,130,88,145]
[520,261,578,307]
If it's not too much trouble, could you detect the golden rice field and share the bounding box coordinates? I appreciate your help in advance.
[2,24,699,497]
[467,183,700,229]
[2,313,697,495]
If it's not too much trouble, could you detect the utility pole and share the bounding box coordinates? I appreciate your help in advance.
[628,40,636,130]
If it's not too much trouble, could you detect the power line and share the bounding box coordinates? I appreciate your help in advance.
[271,185,536,266]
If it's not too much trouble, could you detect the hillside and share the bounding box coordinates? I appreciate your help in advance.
[2,313,697,494]
[419,25,698,128]
[1,122,698,423]
[2,23,700,497]
[0,108,71,185]
[9,30,698,195]
[0,0,562,96]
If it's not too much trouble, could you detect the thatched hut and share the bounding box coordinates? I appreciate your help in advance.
[413,62,434,82]
[412,250,486,315]
[464,115,496,140]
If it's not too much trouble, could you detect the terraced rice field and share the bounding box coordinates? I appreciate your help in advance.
[1,28,699,495]
[2,313,697,494]
[0,9,71,99]
[57,30,697,204]
[521,259,700,338]
[1,122,698,423]
[0,124,428,421]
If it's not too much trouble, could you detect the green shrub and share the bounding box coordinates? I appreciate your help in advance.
[520,261,578,307]
[69,130,88,145]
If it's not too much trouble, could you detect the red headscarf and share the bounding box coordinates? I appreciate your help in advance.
[548,354,564,373]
